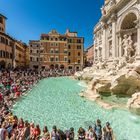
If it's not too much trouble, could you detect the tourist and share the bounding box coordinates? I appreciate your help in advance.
[40,126,50,140]
[18,118,24,130]
[66,127,74,140]
[57,128,66,140]
[0,69,114,140]
[102,122,113,140]
[94,119,102,140]
[33,124,41,139]
[0,122,8,140]
[22,120,30,140]
[10,129,18,140]
[86,126,96,140]
[50,125,59,140]
[30,122,35,139]
[77,127,86,140]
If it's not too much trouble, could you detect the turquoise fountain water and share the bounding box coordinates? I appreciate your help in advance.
[12,77,140,140]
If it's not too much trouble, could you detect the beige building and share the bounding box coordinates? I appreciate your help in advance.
[29,40,40,69]
[14,41,29,68]
[29,29,84,71]
[86,45,94,66]
[94,0,140,62]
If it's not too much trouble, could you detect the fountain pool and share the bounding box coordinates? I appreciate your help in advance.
[12,77,140,140]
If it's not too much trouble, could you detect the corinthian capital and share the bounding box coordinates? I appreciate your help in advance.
[101,22,108,29]
[111,13,117,22]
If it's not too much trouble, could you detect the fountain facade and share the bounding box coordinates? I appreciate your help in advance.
[94,0,140,62]
[75,0,140,112]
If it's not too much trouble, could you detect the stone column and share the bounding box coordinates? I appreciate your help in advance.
[111,15,117,58]
[137,20,140,56]
[102,24,107,60]
[119,36,122,57]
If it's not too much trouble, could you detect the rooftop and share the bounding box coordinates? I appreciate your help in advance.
[0,13,7,19]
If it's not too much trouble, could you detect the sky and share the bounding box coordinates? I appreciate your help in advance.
[0,0,104,49]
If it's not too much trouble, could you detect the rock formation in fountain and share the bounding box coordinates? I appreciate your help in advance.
[75,57,140,110]
[127,92,140,115]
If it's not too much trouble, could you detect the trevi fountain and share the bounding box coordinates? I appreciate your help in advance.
[75,0,140,115]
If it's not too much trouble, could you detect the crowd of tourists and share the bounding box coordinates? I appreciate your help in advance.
[0,69,114,140]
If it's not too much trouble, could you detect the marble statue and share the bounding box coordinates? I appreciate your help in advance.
[110,0,116,6]
[127,35,134,57]
[101,6,106,16]
[122,35,134,58]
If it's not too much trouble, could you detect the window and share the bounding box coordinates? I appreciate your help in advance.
[77,39,81,43]
[64,49,67,54]
[68,52,71,56]
[5,39,8,45]
[30,57,32,61]
[68,66,72,69]
[0,17,3,24]
[64,57,68,62]
[55,49,59,53]
[9,41,13,47]
[40,58,43,61]
[77,45,81,49]
[68,45,71,49]
[30,50,32,53]
[6,52,9,58]
[3,51,5,58]
[68,39,72,43]
[78,52,80,56]
[78,60,80,64]
[10,53,12,59]
[50,49,54,53]
[36,57,39,62]
[37,50,39,53]
[50,57,54,62]
[68,59,71,64]
[1,37,5,44]
[55,57,59,61]
[40,50,44,53]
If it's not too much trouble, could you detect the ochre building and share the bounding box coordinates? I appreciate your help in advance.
[29,29,84,71]
[0,13,29,69]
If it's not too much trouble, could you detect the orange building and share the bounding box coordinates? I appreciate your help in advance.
[0,13,29,69]
[29,29,84,71]
[0,14,14,69]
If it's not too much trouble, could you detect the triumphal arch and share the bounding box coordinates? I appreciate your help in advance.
[94,0,140,62]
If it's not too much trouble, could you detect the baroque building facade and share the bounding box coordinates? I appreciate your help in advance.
[0,13,29,69]
[29,29,84,71]
[94,0,140,62]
